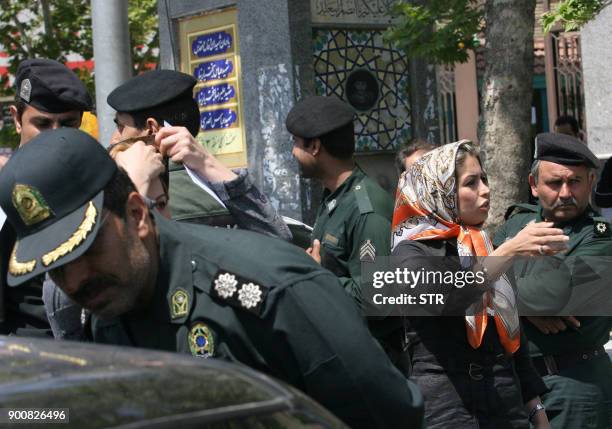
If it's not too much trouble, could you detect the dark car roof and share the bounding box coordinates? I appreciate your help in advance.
[0,336,344,428]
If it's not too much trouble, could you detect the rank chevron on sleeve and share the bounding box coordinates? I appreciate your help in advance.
[360,239,376,262]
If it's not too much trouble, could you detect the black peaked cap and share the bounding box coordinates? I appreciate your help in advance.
[0,128,116,286]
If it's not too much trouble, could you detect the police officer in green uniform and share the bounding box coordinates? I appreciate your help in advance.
[44,69,294,341]
[494,133,612,428]
[107,69,291,239]
[0,128,424,429]
[0,58,92,337]
[286,96,394,304]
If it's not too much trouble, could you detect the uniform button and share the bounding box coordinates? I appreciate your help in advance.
[191,260,197,271]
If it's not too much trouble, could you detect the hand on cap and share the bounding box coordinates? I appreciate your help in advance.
[114,141,164,197]
[156,126,236,182]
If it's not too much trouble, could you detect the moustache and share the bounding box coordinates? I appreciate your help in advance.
[553,197,578,209]
[72,275,119,304]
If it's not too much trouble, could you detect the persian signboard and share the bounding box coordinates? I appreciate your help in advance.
[310,0,396,26]
[179,8,246,168]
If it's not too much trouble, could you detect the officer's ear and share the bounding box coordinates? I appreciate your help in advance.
[125,192,153,240]
[145,117,161,135]
[311,138,321,156]
[9,105,22,134]
[528,173,538,198]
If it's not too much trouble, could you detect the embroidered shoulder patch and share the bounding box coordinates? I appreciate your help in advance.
[211,270,269,316]
[188,322,214,358]
[594,220,610,237]
[171,289,190,319]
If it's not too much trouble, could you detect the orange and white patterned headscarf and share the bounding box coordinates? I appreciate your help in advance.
[391,140,519,354]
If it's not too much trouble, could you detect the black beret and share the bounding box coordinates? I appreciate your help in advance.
[0,128,116,286]
[15,58,92,113]
[107,69,196,112]
[285,96,355,139]
[535,132,599,169]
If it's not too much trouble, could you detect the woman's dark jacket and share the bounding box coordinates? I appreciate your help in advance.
[373,238,548,429]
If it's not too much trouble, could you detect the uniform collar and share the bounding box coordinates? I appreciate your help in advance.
[321,167,365,214]
[154,212,196,324]
[92,215,198,333]
[536,203,596,234]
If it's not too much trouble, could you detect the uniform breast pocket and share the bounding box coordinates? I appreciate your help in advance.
[320,229,347,276]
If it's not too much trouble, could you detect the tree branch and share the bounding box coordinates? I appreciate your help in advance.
[39,0,53,38]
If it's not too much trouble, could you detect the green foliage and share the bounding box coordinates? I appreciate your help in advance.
[0,0,159,96]
[0,0,92,95]
[542,0,612,32]
[127,0,159,73]
[0,0,159,148]
[384,0,483,66]
[0,119,19,149]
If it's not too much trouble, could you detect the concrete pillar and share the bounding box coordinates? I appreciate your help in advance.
[582,5,612,156]
[91,0,132,147]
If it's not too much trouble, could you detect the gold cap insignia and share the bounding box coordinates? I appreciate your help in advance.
[171,289,189,319]
[41,201,97,267]
[12,183,54,226]
[188,323,214,358]
[8,243,36,276]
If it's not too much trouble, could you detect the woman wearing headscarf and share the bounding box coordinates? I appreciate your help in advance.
[388,141,567,428]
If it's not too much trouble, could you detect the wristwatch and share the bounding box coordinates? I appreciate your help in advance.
[528,403,546,422]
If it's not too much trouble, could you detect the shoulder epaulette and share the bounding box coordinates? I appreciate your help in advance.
[210,270,270,317]
[353,179,374,214]
[504,203,538,220]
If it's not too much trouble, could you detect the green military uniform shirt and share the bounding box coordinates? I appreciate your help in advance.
[0,224,51,337]
[168,163,235,227]
[493,203,612,356]
[91,214,422,429]
[494,203,612,428]
[312,167,393,304]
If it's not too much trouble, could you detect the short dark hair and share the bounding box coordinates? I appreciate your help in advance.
[317,121,355,159]
[555,115,580,135]
[395,139,436,172]
[13,98,27,118]
[102,167,137,219]
[130,92,200,137]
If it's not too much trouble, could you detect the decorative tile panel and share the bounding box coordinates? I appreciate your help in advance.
[313,29,411,151]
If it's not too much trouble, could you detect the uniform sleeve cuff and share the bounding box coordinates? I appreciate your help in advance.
[209,169,250,202]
